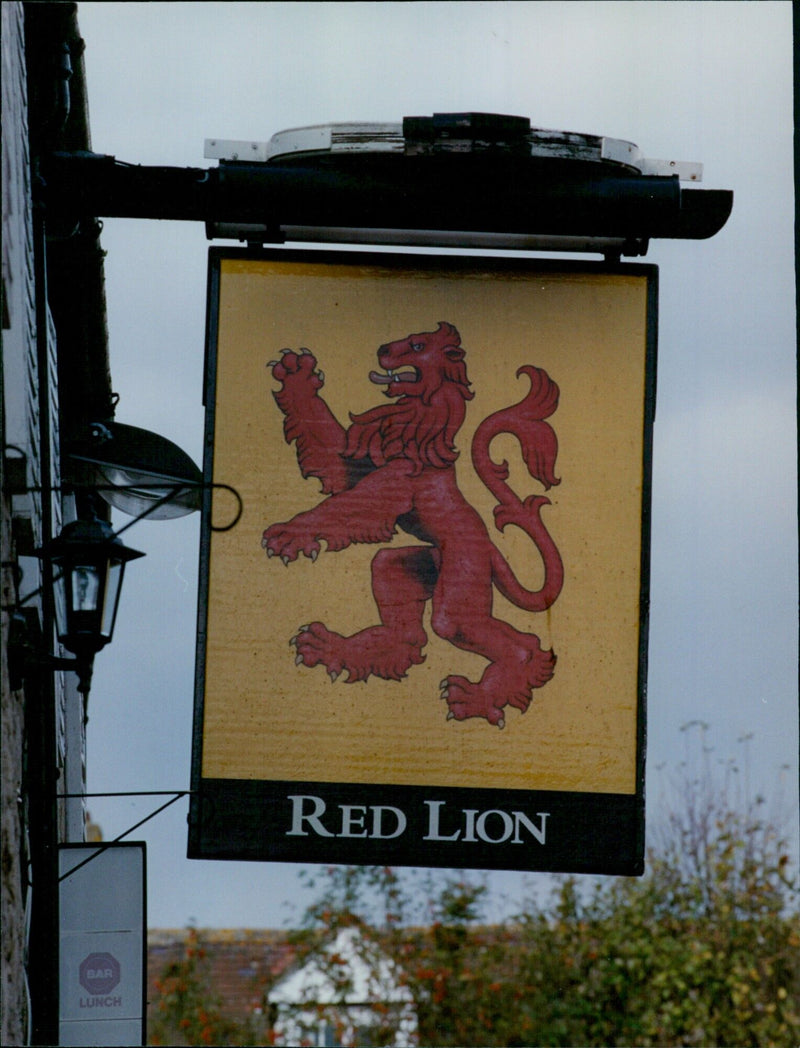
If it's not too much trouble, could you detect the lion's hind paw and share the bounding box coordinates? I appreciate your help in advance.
[441,644,556,727]
[442,675,509,728]
[291,623,346,681]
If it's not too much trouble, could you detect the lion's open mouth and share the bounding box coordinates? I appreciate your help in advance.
[369,367,419,385]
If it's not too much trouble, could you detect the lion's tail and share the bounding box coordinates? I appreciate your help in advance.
[472,365,564,613]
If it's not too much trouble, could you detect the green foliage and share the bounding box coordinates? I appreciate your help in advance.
[148,926,247,1046]
[284,731,799,1047]
[283,852,798,1046]
[509,858,799,1047]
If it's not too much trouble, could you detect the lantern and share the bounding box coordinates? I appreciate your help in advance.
[37,516,144,661]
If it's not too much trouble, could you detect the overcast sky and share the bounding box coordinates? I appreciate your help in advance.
[75,1,797,929]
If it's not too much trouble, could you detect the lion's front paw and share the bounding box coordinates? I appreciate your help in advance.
[261,521,321,564]
[267,348,325,393]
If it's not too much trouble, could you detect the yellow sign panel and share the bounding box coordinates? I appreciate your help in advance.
[190,250,654,873]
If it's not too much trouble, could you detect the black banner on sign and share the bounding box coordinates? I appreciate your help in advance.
[189,249,654,875]
[192,779,643,874]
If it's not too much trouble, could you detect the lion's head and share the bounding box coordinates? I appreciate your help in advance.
[368,321,472,405]
[345,322,474,473]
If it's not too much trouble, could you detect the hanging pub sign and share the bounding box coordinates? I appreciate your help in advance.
[189,248,655,875]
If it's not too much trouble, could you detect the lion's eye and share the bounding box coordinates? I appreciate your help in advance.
[411,342,425,352]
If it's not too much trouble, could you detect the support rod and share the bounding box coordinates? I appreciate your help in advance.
[40,151,733,243]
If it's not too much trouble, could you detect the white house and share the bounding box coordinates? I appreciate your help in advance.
[270,926,418,1048]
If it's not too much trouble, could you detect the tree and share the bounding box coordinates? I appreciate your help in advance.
[284,728,799,1046]
[148,926,246,1046]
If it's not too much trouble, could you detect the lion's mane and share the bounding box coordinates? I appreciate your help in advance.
[345,372,473,474]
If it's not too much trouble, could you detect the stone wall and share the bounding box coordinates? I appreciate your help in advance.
[3,4,109,1039]
[1,4,34,1040]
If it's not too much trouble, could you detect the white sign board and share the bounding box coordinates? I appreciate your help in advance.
[59,842,146,1047]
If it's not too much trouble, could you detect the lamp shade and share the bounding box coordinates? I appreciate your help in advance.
[36,518,144,656]
[70,422,203,520]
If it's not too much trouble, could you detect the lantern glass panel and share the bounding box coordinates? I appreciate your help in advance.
[53,567,68,640]
[100,560,124,639]
[72,564,101,612]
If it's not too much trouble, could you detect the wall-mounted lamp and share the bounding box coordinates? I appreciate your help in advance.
[70,420,203,520]
[10,516,144,696]
[41,514,144,654]
[7,419,235,696]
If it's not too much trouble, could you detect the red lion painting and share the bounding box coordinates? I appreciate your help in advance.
[261,322,563,728]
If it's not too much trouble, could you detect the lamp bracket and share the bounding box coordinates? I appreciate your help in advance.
[10,480,242,532]
[7,608,94,695]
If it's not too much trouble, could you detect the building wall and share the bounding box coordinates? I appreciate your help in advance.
[3,0,117,1036]
[1,5,36,1041]
[1,2,73,1042]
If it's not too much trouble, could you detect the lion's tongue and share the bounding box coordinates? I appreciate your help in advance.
[369,370,414,385]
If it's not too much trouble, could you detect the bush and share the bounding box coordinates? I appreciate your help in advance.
[284,729,798,1046]
[148,926,246,1046]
